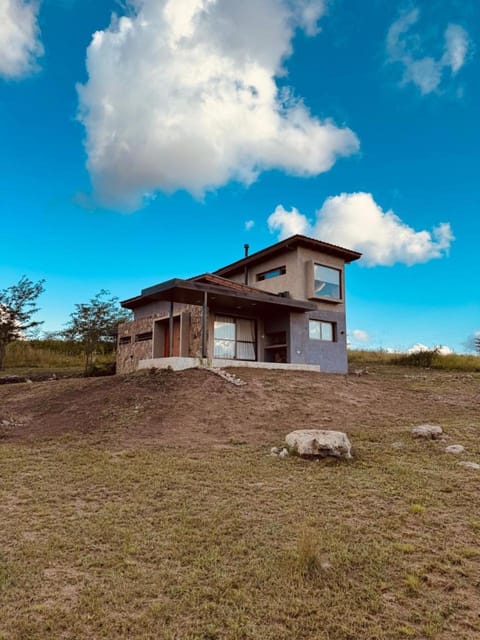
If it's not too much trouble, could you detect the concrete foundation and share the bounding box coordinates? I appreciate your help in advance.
[137,357,321,373]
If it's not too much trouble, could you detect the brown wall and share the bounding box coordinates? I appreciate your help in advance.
[228,245,347,312]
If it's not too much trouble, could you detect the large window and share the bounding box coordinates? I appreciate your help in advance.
[309,320,335,342]
[313,264,341,300]
[214,316,256,360]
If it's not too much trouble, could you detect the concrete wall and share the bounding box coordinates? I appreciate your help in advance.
[289,309,348,374]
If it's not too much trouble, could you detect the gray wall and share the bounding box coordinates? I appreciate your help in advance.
[289,309,347,374]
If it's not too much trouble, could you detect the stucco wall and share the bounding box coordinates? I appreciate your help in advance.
[289,309,348,373]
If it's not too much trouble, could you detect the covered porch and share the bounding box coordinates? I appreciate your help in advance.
[122,276,316,366]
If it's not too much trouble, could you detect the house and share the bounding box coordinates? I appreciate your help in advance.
[117,234,361,374]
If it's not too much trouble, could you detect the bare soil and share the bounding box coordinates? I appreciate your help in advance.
[1,365,478,448]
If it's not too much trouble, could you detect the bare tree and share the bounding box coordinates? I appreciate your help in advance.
[0,277,45,370]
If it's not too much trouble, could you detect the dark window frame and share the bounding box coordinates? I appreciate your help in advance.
[313,263,342,301]
[119,336,132,345]
[308,319,336,342]
[135,331,153,342]
[213,315,257,361]
[256,265,287,282]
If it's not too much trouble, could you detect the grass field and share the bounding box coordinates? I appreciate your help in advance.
[1,365,479,639]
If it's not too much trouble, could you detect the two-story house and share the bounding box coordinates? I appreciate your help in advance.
[117,234,361,374]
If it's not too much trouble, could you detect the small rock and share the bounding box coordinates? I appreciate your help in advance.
[445,444,465,455]
[391,441,404,449]
[270,446,280,456]
[411,424,443,440]
[278,448,289,459]
[459,461,480,470]
[320,560,333,570]
[285,430,352,460]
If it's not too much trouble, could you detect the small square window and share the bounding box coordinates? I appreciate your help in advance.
[309,320,335,341]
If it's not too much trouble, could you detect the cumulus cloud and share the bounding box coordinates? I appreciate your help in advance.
[245,220,255,231]
[267,192,454,266]
[407,343,453,355]
[0,0,43,79]
[350,329,369,342]
[386,8,470,95]
[77,0,359,210]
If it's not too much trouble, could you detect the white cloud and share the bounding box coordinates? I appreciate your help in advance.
[351,329,369,342]
[245,219,255,231]
[407,343,453,355]
[267,193,454,266]
[407,343,430,354]
[435,345,453,356]
[0,0,43,79]
[77,0,359,210]
[386,8,470,95]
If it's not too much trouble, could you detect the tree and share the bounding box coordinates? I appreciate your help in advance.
[0,276,45,370]
[64,290,130,373]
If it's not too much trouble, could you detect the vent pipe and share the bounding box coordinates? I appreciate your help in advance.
[243,244,249,285]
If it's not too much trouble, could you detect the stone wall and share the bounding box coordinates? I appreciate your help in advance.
[117,303,204,374]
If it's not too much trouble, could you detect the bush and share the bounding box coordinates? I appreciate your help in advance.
[395,350,439,368]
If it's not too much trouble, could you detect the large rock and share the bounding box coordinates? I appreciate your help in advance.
[459,461,480,470]
[411,424,443,440]
[445,444,465,454]
[285,430,352,460]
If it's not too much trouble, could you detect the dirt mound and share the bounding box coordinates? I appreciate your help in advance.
[0,366,478,448]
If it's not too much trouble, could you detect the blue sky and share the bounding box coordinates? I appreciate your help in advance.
[0,0,479,352]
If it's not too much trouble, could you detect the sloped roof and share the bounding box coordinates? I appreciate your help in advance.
[214,234,362,278]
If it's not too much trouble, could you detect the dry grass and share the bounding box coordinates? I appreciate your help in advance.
[0,366,480,639]
[348,349,480,372]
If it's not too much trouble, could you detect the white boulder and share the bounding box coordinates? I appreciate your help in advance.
[445,445,465,455]
[285,430,352,460]
[411,424,443,440]
[459,461,480,470]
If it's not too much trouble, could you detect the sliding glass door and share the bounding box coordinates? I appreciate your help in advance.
[213,315,256,360]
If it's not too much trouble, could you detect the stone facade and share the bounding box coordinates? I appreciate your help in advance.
[117,304,204,374]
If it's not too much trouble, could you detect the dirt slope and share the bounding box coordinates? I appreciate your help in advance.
[1,366,478,447]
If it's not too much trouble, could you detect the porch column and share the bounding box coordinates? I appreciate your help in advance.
[168,301,174,357]
[201,291,208,358]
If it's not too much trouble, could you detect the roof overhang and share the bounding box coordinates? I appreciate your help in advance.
[121,278,316,314]
[214,234,362,278]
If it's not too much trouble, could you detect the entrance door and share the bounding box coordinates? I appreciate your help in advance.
[163,318,181,356]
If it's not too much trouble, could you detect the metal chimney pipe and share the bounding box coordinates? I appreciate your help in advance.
[243,244,249,284]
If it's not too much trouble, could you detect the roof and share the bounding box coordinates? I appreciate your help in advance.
[121,277,316,313]
[214,234,362,277]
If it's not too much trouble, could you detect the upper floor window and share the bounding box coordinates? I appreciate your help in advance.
[257,265,286,281]
[314,264,341,300]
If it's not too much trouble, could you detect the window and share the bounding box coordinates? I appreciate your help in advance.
[309,320,335,342]
[214,316,256,360]
[135,331,153,342]
[313,264,341,299]
[119,336,131,345]
[257,265,286,281]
